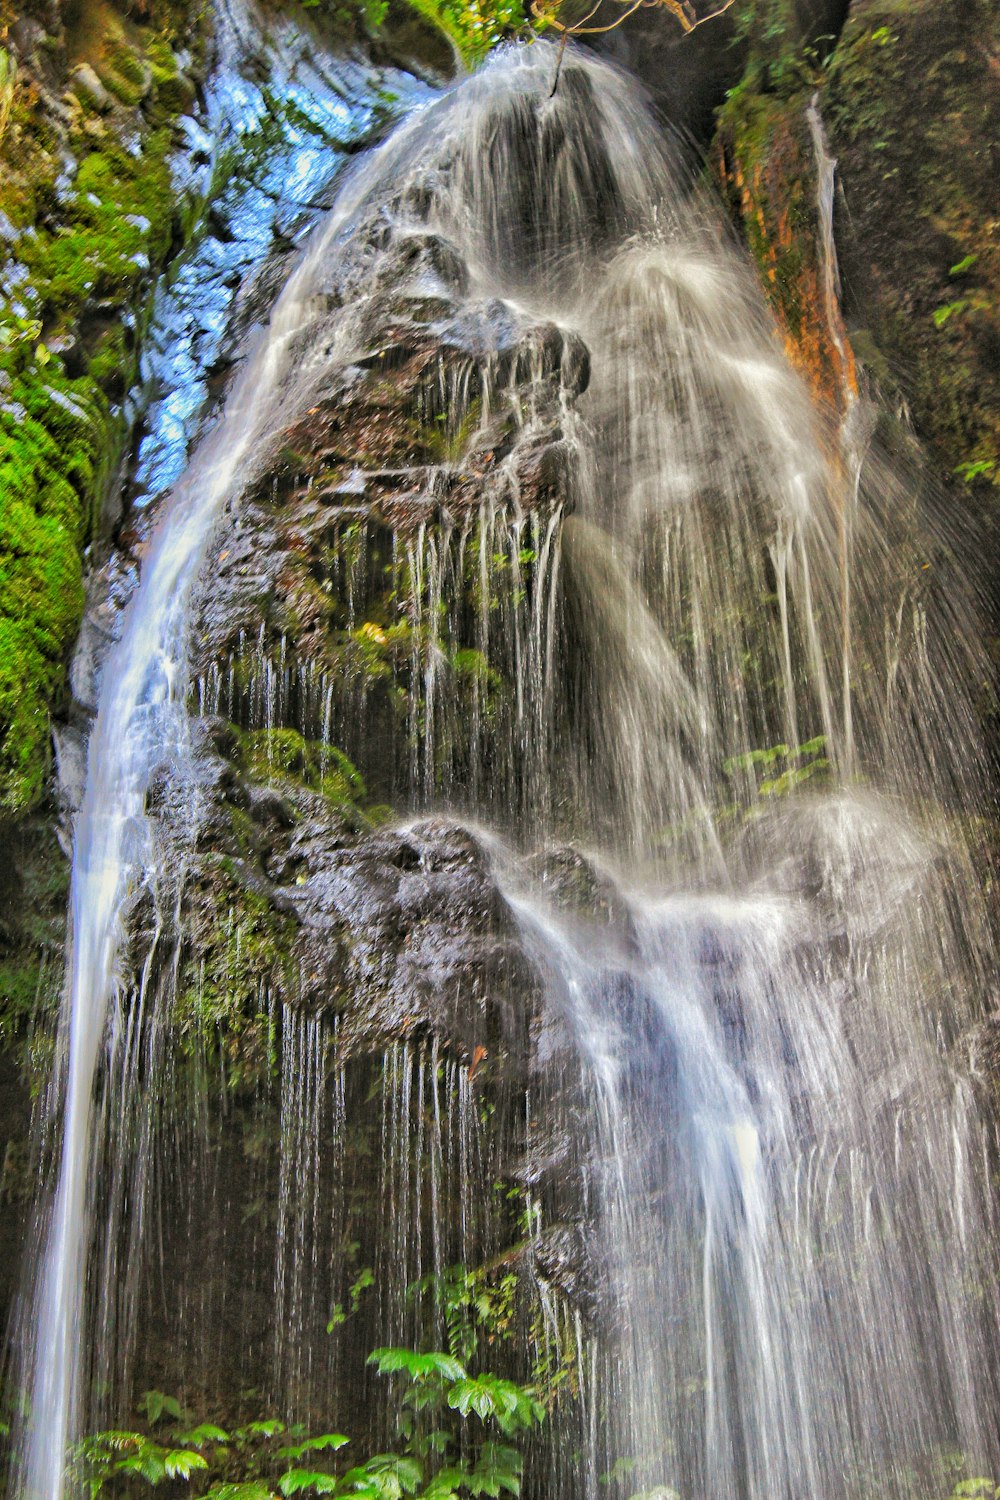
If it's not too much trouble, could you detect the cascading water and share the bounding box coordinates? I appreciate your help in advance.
[12,33,1000,1500]
[15,63,452,1500]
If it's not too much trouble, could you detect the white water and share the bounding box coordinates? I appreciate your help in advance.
[18,75,446,1500]
[505,794,1000,1498]
[15,36,999,1500]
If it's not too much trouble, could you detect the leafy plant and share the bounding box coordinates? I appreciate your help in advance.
[955,459,995,484]
[932,300,968,330]
[723,735,829,798]
[72,1346,544,1499]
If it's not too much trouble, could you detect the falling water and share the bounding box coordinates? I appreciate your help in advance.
[14,33,1000,1500]
[16,73,469,1500]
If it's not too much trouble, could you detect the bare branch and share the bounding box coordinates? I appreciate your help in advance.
[532,0,736,41]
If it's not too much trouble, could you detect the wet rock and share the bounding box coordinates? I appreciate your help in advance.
[526,844,631,930]
[824,0,1000,493]
[531,1223,597,1317]
[175,736,543,1070]
[376,228,470,298]
[68,63,114,114]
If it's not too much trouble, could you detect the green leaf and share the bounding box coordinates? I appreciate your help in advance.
[276,1436,349,1459]
[467,1443,523,1498]
[955,459,995,482]
[949,254,978,277]
[932,299,968,329]
[139,1392,184,1426]
[208,1483,274,1500]
[364,1454,424,1496]
[241,1419,287,1438]
[279,1471,340,1497]
[165,1450,209,1479]
[178,1423,230,1445]
[120,1450,168,1483]
[368,1350,467,1383]
[349,1267,376,1310]
[448,1378,541,1434]
[420,1467,467,1500]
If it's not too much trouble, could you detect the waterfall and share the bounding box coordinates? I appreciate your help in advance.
[505,807,1000,1498]
[13,34,999,1500]
[15,66,445,1500]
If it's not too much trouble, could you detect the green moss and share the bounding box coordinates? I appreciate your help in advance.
[173,867,293,1089]
[22,128,175,311]
[96,42,149,107]
[239,727,379,817]
[0,10,198,814]
[0,354,108,810]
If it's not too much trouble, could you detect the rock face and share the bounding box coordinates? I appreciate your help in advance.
[711,0,999,496]
[824,0,1000,491]
[189,179,590,820]
[60,80,600,1434]
[0,0,592,1448]
[178,722,540,1062]
[108,720,597,1437]
[0,0,205,816]
[196,227,588,666]
[8,0,1000,1465]
[117,139,602,1415]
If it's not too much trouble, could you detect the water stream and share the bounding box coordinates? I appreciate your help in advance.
[13,33,1000,1500]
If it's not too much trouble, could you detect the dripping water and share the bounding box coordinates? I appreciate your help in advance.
[12,36,999,1500]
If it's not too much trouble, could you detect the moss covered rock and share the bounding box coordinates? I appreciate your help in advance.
[715,78,858,416]
[0,0,202,813]
[712,0,999,496]
[823,0,1000,489]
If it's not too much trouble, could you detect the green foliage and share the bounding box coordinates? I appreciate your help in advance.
[238,727,372,813]
[407,1264,520,1370]
[723,734,829,798]
[445,1377,543,1434]
[73,1346,544,1499]
[398,0,526,64]
[932,300,968,330]
[0,355,105,811]
[368,1349,468,1383]
[955,459,995,484]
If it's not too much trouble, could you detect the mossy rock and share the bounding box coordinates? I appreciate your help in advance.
[821,0,1000,490]
[0,0,199,815]
[714,73,858,416]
